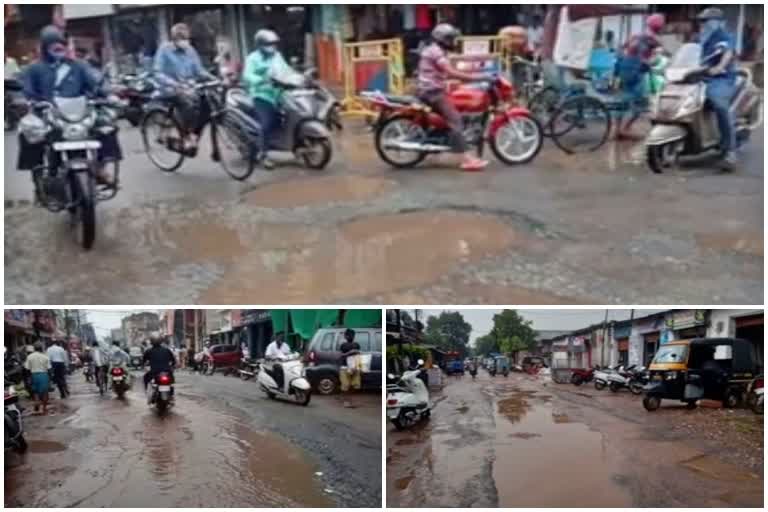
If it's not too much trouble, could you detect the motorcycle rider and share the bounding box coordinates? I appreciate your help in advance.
[242,29,291,169]
[696,7,739,169]
[142,333,177,395]
[417,23,492,171]
[18,25,122,187]
[264,332,292,389]
[108,340,132,387]
[153,23,216,151]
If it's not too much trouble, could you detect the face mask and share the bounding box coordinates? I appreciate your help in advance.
[175,39,191,50]
[261,45,276,56]
[47,43,67,61]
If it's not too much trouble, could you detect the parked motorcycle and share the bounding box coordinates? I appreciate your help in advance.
[387,359,431,430]
[110,72,156,127]
[371,75,543,168]
[239,359,261,381]
[19,96,122,250]
[746,374,763,415]
[5,78,27,131]
[257,353,311,406]
[148,372,174,413]
[110,367,129,399]
[627,366,649,395]
[4,351,23,386]
[646,42,763,173]
[570,366,597,386]
[225,67,333,170]
[594,365,622,390]
[5,385,27,455]
[606,365,640,393]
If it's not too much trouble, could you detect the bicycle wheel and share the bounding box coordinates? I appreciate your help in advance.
[211,111,257,181]
[550,96,612,154]
[141,109,185,172]
[527,86,561,136]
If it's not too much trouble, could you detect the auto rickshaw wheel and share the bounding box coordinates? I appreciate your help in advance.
[685,400,697,410]
[643,395,661,411]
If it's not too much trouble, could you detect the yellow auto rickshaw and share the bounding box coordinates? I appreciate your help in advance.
[643,338,760,411]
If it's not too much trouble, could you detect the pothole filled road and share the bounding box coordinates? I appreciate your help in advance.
[386,371,763,508]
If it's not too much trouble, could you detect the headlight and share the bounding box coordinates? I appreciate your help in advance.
[19,113,50,144]
[61,122,90,141]
[665,371,678,380]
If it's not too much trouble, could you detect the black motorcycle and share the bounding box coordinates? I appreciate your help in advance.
[111,72,156,127]
[4,78,27,131]
[5,384,27,455]
[149,372,174,414]
[20,96,122,250]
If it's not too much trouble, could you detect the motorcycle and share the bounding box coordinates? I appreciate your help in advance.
[225,67,333,170]
[239,359,261,381]
[19,95,123,250]
[5,78,27,131]
[469,366,478,380]
[627,366,649,395]
[257,353,311,406]
[370,75,543,168]
[148,372,174,413]
[594,365,622,390]
[746,374,763,415]
[607,365,646,394]
[646,42,763,173]
[129,355,143,370]
[110,72,156,127]
[387,359,431,430]
[4,352,23,386]
[570,366,597,386]
[83,361,94,382]
[110,366,129,399]
[5,385,27,455]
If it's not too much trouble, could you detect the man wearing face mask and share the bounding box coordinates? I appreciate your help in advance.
[154,23,215,151]
[696,8,739,169]
[19,25,122,187]
[242,29,291,169]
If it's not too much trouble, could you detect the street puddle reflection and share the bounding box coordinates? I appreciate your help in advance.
[493,387,632,507]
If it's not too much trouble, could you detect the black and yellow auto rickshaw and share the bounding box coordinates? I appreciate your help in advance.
[643,338,760,411]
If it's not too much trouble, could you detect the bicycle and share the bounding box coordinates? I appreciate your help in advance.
[141,79,258,181]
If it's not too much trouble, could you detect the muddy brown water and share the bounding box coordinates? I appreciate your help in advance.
[5,388,332,508]
[493,386,633,508]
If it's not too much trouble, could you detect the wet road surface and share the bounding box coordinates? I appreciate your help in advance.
[4,370,381,508]
[5,122,763,304]
[386,371,763,508]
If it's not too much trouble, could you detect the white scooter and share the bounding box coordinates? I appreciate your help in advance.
[387,359,431,430]
[257,353,312,406]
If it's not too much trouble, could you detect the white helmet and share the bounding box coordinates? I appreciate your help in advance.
[254,29,280,48]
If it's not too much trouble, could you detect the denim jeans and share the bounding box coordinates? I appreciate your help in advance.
[251,98,279,151]
[705,77,737,152]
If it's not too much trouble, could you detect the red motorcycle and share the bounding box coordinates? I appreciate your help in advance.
[570,366,598,386]
[370,76,543,168]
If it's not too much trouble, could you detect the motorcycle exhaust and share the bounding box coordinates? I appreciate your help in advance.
[383,140,451,153]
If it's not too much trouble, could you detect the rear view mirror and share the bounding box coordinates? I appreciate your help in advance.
[387,373,395,380]
[417,359,424,366]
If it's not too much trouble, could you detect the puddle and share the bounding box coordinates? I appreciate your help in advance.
[394,475,414,491]
[26,440,67,453]
[493,388,632,507]
[246,175,396,208]
[695,232,763,257]
[8,385,332,508]
[200,210,519,303]
[680,454,761,482]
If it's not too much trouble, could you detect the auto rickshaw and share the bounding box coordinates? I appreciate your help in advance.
[494,356,511,377]
[643,338,760,411]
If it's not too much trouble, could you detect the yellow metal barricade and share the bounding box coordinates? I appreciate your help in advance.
[340,38,404,119]
[449,35,510,76]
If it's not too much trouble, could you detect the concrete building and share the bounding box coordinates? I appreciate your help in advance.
[121,311,160,347]
[707,310,764,366]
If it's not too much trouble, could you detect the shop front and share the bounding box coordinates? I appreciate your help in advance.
[665,309,709,340]
[241,310,273,360]
[109,5,166,74]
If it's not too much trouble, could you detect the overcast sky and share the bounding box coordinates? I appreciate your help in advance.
[84,310,158,339]
[420,309,666,345]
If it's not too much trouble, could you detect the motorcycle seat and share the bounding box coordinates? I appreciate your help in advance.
[382,94,422,106]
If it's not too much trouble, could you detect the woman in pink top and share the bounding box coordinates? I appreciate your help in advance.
[417,24,492,171]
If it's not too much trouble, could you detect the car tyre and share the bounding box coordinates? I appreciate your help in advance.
[316,376,339,395]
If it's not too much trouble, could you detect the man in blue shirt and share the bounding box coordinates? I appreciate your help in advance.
[18,25,122,186]
[697,8,738,168]
[153,23,215,151]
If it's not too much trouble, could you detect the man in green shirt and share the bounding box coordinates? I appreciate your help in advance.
[242,29,290,168]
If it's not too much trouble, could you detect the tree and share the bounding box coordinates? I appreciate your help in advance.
[424,311,472,356]
[492,310,536,356]
[474,333,499,357]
